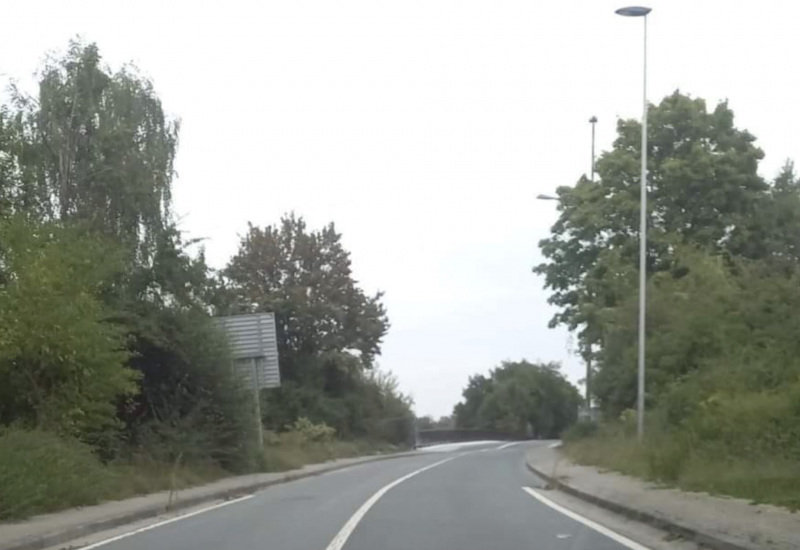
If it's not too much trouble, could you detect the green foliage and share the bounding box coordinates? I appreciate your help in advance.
[0,428,116,520]
[259,429,398,472]
[0,428,232,521]
[0,42,254,475]
[566,428,800,510]
[538,91,800,507]
[0,217,137,442]
[453,360,581,438]
[288,417,337,443]
[219,214,411,444]
[0,40,408,521]
[561,420,599,443]
[221,214,388,372]
[535,92,771,357]
[416,415,455,430]
[13,40,177,251]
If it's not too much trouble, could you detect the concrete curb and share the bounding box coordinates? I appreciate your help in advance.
[525,454,751,550]
[3,451,416,550]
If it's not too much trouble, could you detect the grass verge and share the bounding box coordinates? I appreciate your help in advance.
[564,431,800,510]
[0,428,401,521]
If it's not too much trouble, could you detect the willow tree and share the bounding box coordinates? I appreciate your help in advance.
[11,40,178,259]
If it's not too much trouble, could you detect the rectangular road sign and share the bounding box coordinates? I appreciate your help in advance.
[214,313,280,389]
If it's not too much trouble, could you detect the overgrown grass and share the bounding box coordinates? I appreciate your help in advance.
[0,427,400,521]
[564,425,800,510]
[258,429,398,471]
[0,429,119,520]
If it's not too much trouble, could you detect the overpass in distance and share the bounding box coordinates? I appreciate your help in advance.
[414,428,527,448]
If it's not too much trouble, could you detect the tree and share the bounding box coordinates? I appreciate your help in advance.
[535,92,770,361]
[11,40,177,254]
[219,214,393,437]
[536,91,800,420]
[0,41,254,467]
[0,217,137,444]
[453,374,493,429]
[453,361,580,438]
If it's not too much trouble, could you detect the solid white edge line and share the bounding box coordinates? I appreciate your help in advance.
[78,494,255,550]
[548,441,563,449]
[521,487,652,550]
[324,456,458,550]
[496,441,519,450]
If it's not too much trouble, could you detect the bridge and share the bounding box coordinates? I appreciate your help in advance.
[414,428,525,448]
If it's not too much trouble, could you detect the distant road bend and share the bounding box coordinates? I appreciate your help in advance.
[78,441,649,550]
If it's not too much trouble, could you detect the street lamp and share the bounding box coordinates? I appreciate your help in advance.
[536,193,559,201]
[589,116,598,183]
[616,5,651,442]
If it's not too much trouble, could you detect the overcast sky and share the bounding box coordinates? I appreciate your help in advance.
[3,1,799,416]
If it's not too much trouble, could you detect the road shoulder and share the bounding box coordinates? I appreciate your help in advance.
[526,445,800,550]
[0,451,414,550]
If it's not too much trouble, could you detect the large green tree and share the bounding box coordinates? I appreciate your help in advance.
[11,41,177,251]
[219,214,397,438]
[453,361,580,438]
[533,92,800,411]
[535,93,768,353]
[0,41,252,466]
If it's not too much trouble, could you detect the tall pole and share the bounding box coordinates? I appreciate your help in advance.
[587,115,597,411]
[636,14,648,442]
[589,116,597,183]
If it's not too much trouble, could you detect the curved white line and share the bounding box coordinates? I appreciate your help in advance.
[325,456,457,550]
[522,487,651,550]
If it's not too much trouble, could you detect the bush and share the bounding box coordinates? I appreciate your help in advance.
[0,429,114,520]
[258,426,397,473]
[287,417,336,443]
[561,420,599,442]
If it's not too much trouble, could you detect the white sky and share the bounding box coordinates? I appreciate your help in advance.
[3,1,799,416]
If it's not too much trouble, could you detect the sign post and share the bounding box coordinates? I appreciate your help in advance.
[252,357,264,449]
[214,313,281,450]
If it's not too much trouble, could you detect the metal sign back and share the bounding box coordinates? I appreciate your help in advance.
[215,313,280,389]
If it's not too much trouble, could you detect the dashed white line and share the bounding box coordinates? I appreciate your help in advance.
[495,441,519,450]
[324,456,458,550]
[79,494,255,550]
[521,487,652,550]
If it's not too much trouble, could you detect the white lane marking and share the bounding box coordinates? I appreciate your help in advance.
[325,456,458,550]
[496,441,519,450]
[548,441,563,449]
[522,487,652,550]
[79,494,255,550]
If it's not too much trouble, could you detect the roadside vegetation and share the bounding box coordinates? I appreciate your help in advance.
[0,41,410,520]
[538,92,800,509]
[452,360,581,439]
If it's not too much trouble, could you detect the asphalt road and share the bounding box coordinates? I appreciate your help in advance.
[82,442,645,550]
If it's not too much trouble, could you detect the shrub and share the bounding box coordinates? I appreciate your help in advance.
[0,429,113,520]
[561,420,599,442]
[287,417,336,443]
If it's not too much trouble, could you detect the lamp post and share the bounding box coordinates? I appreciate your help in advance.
[589,116,598,183]
[616,5,651,442]
[536,114,600,410]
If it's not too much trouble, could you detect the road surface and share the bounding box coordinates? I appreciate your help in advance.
[76,442,649,550]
